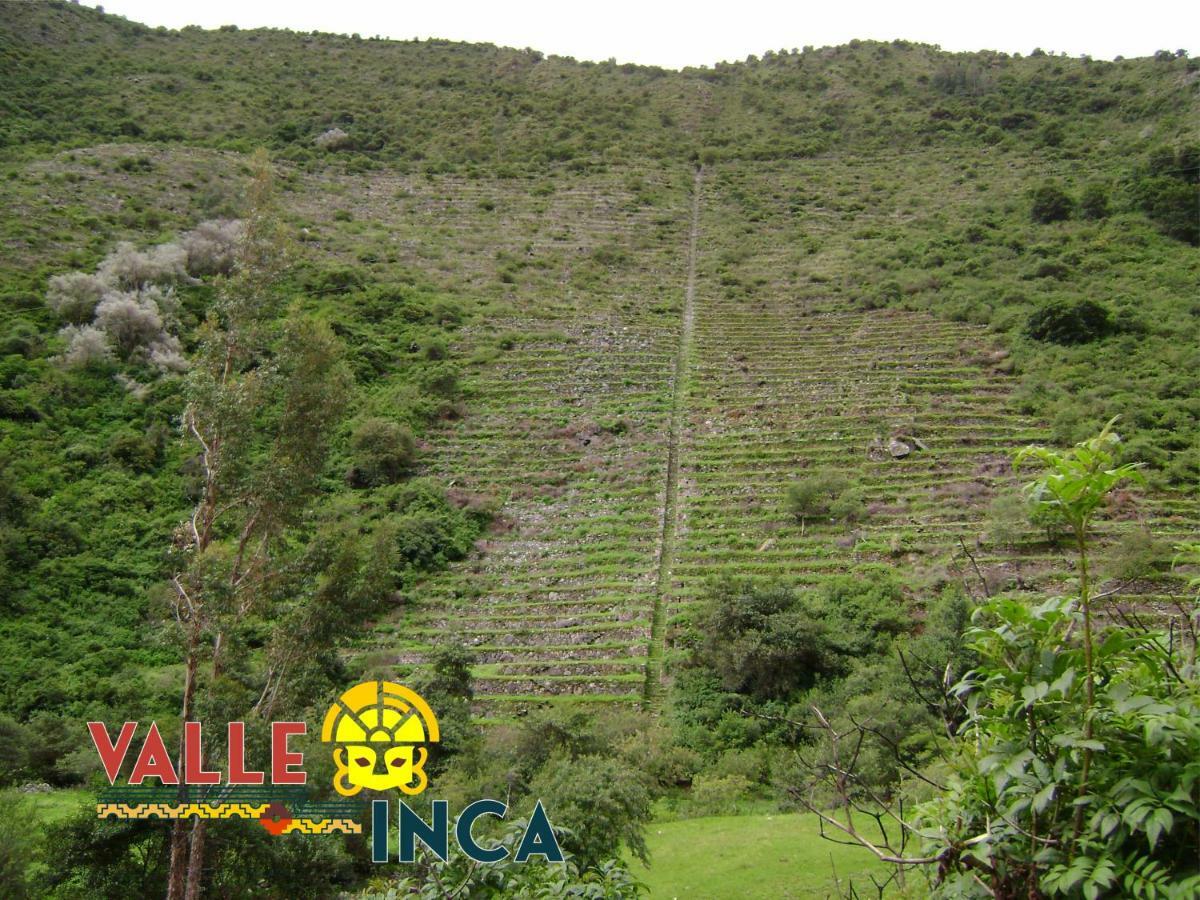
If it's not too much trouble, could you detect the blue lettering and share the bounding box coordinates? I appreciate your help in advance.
[456,799,508,863]
[399,799,448,862]
[515,801,564,863]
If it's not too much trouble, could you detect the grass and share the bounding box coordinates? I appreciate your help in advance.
[7,787,93,825]
[628,811,896,899]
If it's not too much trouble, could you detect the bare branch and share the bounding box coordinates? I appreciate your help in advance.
[957,535,990,599]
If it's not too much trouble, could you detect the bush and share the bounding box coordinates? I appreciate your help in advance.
[1025,298,1113,344]
[97,241,189,288]
[1079,182,1111,219]
[305,266,365,295]
[1132,177,1200,245]
[693,578,839,699]
[180,219,243,275]
[0,717,28,783]
[689,773,753,817]
[56,324,114,369]
[147,334,187,373]
[45,272,108,323]
[348,418,415,486]
[0,793,37,899]
[827,485,866,523]
[94,291,165,356]
[313,127,352,150]
[1029,181,1074,223]
[1103,526,1167,582]
[784,470,863,528]
[108,429,160,471]
[986,491,1031,548]
[418,362,461,399]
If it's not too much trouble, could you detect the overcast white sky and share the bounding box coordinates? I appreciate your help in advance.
[86,1,1197,69]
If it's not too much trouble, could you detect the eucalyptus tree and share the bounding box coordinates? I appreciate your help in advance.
[165,152,353,900]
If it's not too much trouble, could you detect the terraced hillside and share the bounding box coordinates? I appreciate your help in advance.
[328,166,693,708]
[13,141,1188,718]
[367,157,1197,715]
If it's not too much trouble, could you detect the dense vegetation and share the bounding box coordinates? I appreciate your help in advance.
[1,2,1197,897]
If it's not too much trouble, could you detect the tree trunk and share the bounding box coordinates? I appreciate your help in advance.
[180,632,227,900]
[167,631,200,900]
[183,818,207,900]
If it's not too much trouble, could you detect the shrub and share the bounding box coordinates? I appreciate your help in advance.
[56,325,114,369]
[1029,180,1074,223]
[1079,182,1111,219]
[313,127,352,150]
[0,717,28,783]
[179,219,243,275]
[347,418,415,486]
[827,485,867,523]
[428,299,463,326]
[45,272,108,323]
[108,429,160,471]
[694,578,838,699]
[1132,177,1200,245]
[97,241,189,288]
[147,334,187,373]
[305,267,365,295]
[784,470,863,529]
[1104,526,1167,582]
[986,491,1031,548]
[418,362,461,399]
[0,793,36,899]
[1025,298,1113,344]
[94,291,165,356]
[693,573,907,702]
[421,336,448,360]
[689,773,753,817]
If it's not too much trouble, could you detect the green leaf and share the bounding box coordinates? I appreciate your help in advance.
[1033,782,1056,814]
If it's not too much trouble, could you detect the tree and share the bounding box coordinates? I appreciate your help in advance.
[528,755,653,869]
[165,151,352,900]
[694,577,832,699]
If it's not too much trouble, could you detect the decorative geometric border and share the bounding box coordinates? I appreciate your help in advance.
[96,802,362,834]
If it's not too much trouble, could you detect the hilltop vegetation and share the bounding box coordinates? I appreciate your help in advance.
[0,2,1198,897]
[2,2,1196,168]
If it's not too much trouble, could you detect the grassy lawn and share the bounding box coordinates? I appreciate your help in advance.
[629,812,896,899]
[9,787,93,825]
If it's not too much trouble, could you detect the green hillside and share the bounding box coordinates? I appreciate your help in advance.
[0,2,1198,897]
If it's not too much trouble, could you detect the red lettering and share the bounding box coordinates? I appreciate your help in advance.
[227,722,264,784]
[129,723,179,784]
[88,721,138,785]
[271,722,306,784]
[182,722,221,784]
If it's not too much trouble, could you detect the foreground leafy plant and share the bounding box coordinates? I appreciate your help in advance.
[355,820,644,899]
[796,423,1199,897]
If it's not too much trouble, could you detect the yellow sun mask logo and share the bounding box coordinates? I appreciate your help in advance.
[321,681,440,797]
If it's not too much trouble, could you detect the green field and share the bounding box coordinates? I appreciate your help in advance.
[8,787,92,825]
[630,812,896,899]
